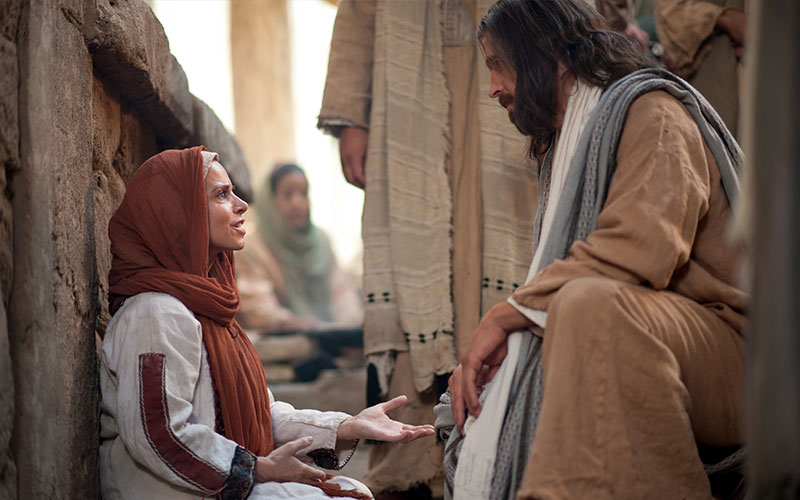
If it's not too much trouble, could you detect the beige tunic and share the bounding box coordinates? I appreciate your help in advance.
[513,91,746,499]
[655,0,746,135]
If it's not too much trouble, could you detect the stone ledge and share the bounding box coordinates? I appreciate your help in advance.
[84,0,252,197]
[192,96,252,200]
[85,0,193,146]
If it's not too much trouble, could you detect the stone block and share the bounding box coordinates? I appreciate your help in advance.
[252,333,316,363]
[86,0,194,145]
[0,288,16,500]
[58,0,85,31]
[91,71,159,336]
[93,167,126,336]
[116,100,160,181]
[0,36,19,173]
[0,36,16,306]
[92,72,122,175]
[0,0,22,42]
[0,168,12,307]
[192,96,253,201]
[11,0,99,497]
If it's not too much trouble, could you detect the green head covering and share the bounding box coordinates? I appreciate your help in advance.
[256,165,333,322]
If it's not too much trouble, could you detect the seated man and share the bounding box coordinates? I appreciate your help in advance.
[448,0,745,499]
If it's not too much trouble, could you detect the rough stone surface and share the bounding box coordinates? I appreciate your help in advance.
[118,101,160,174]
[91,74,125,335]
[91,72,159,336]
[0,1,20,498]
[192,96,252,200]
[1,0,23,41]
[86,0,194,145]
[10,0,99,497]
[0,294,16,500]
[0,0,21,304]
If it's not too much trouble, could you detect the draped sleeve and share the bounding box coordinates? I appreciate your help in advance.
[100,292,256,498]
[511,92,715,314]
[317,0,377,136]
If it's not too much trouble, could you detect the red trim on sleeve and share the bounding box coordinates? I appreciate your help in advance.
[138,353,227,492]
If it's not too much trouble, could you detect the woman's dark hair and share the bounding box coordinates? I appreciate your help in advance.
[478,0,655,157]
[269,163,306,193]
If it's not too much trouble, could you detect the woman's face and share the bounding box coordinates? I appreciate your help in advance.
[206,161,248,260]
[273,171,310,230]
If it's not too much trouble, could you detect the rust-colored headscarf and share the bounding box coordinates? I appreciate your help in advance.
[108,146,273,457]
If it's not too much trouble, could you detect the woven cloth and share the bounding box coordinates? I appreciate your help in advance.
[361,0,458,393]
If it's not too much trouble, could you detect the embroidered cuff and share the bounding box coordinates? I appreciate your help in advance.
[218,446,256,500]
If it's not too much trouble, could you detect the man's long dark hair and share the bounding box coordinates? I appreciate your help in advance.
[478,0,654,157]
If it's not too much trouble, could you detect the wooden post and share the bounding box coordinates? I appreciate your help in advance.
[744,0,800,496]
[230,0,295,191]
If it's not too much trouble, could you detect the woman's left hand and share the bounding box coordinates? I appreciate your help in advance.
[336,396,434,443]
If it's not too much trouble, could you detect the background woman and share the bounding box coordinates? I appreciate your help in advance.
[236,163,363,335]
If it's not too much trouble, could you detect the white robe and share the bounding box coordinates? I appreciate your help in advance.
[99,292,370,499]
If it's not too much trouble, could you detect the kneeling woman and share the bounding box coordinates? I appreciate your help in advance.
[99,147,432,499]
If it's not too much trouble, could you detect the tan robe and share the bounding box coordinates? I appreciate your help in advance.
[318,0,538,492]
[655,0,745,135]
[512,91,746,499]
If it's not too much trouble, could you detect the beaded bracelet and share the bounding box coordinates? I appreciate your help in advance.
[307,439,360,471]
[335,439,360,470]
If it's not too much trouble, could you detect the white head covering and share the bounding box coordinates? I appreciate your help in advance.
[201,150,219,178]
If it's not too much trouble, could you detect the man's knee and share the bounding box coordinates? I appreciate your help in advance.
[548,276,625,324]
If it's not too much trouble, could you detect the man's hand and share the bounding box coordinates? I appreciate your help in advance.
[450,301,533,432]
[717,9,746,58]
[339,127,368,189]
[255,437,326,484]
[336,396,435,443]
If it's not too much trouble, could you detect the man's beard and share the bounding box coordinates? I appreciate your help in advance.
[499,92,515,124]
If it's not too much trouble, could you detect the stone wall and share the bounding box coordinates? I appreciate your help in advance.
[0,0,21,495]
[2,0,252,497]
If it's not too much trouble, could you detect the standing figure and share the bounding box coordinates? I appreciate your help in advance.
[318,0,538,497]
[655,0,747,135]
[449,1,746,499]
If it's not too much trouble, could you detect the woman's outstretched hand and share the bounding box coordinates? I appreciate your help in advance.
[336,396,435,443]
[255,437,327,484]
